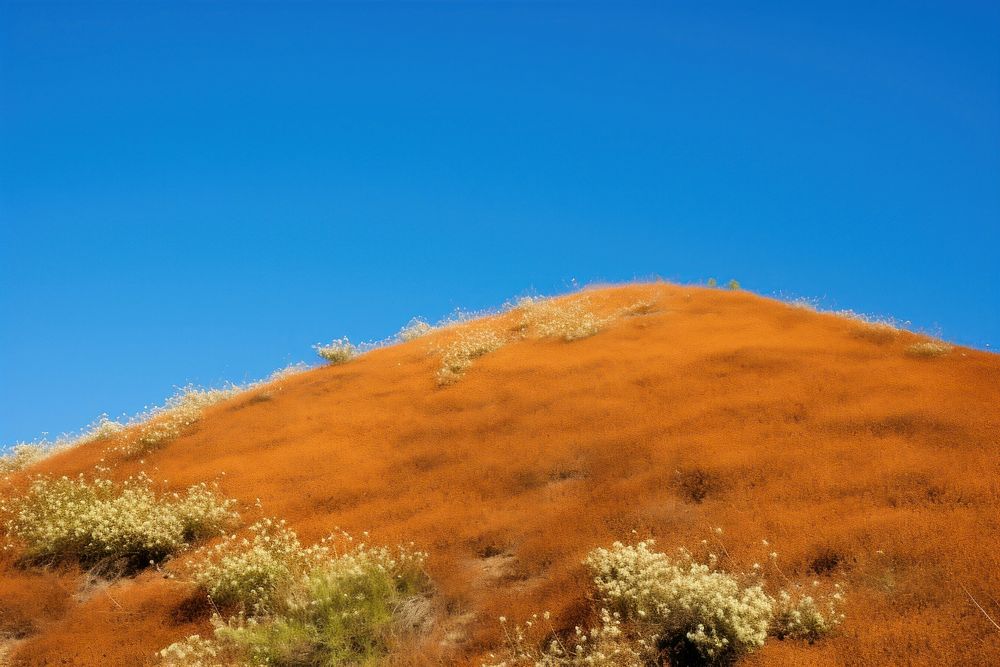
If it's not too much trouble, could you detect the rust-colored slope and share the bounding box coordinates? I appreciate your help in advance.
[2,283,999,666]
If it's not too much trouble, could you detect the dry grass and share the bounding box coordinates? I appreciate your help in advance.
[517,297,610,341]
[314,337,358,364]
[436,328,508,385]
[905,341,953,358]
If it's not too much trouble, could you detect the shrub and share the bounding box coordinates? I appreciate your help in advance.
[772,585,845,642]
[314,337,358,364]
[436,328,507,385]
[726,279,741,290]
[905,341,952,358]
[706,278,718,288]
[585,540,773,664]
[1,473,238,570]
[188,518,329,616]
[163,522,431,666]
[399,318,434,342]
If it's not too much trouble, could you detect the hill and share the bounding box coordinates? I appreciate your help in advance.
[1,283,998,666]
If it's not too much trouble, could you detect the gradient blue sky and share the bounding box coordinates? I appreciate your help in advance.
[1,1,998,446]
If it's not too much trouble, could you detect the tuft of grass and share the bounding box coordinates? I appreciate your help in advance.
[905,341,953,358]
[162,521,431,666]
[314,337,358,364]
[436,328,508,386]
[851,322,899,345]
[398,318,435,342]
[1,473,238,571]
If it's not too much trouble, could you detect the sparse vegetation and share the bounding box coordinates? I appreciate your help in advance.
[162,520,431,666]
[114,385,242,458]
[726,279,741,290]
[0,443,49,476]
[518,297,609,342]
[314,337,358,364]
[906,341,953,358]
[1,473,238,571]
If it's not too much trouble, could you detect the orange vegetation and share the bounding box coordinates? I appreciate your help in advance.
[1,283,998,665]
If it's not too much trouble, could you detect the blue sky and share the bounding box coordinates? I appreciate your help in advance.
[1,1,998,446]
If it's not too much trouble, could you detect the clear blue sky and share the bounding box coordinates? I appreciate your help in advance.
[1,1,998,446]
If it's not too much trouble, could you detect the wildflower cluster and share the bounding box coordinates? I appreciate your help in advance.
[436,328,508,385]
[585,540,773,664]
[1,473,238,569]
[314,337,358,364]
[163,522,431,666]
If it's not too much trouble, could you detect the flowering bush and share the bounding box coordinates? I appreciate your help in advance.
[163,523,431,666]
[1,473,238,570]
[188,518,330,616]
[314,337,357,364]
[585,540,773,664]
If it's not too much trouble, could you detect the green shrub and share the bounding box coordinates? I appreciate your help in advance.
[163,521,431,666]
[1,473,238,570]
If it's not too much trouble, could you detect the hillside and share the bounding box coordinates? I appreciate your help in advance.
[1,283,998,666]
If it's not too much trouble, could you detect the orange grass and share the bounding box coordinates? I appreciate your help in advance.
[1,283,998,665]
